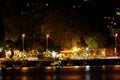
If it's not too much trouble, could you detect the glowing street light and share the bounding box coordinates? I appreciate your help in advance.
[115,33,118,54]
[22,34,25,51]
[46,34,49,52]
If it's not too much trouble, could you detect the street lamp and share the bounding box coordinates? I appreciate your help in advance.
[46,34,49,52]
[115,33,118,54]
[22,34,25,51]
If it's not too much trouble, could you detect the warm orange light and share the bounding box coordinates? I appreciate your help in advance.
[115,33,118,37]
[60,47,80,53]
[22,34,25,38]
[60,50,73,53]
[46,34,49,38]
[116,12,120,15]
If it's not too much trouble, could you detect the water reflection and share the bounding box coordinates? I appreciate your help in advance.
[85,65,91,80]
[1,65,120,80]
[85,65,91,71]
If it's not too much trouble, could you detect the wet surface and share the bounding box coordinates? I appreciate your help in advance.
[0,65,120,80]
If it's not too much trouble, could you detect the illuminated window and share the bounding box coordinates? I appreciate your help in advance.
[108,17,110,19]
[116,7,120,10]
[73,5,76,8]
[27,3,30,7]
[46,3,48,6]
[84,0,88,1]
[114,22,116,26]
[104,17,107,19]
[110,22,116,25]
[116,12,120,15]
[110,22,114,24]
[112,17,115,20]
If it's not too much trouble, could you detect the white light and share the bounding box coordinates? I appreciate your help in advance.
[74,66,79,68]
[115,33,118,37]
[85,65,90,71]
[51,51,57,58]
[46,3,48,6]
[86,47,89,51]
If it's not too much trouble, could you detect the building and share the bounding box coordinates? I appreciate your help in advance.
[104,6,120,55]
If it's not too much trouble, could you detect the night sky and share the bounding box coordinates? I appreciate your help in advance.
[0,0,120,34]
[0,0,120,49]
[1,1,119,25]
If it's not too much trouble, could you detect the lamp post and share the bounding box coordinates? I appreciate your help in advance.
[22,34,25,51]
[115,33,118,54]
[46,34,49,52]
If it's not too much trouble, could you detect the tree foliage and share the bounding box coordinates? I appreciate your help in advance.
[3,3,110,51]
[84,32,107,49]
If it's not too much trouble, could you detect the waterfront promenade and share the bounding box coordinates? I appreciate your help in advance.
[0,58,120,68]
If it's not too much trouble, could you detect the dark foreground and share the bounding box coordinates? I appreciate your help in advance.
[1,65,120,80]
[0,58,119,80]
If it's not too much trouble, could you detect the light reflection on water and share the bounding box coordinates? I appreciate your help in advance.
[0,65,120,80]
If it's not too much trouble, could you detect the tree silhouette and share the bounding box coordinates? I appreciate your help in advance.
[84,32,107,49]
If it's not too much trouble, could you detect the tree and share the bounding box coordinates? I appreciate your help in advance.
[84,32,107,49]
[77,37,88,48]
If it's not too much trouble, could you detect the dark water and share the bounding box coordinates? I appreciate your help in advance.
[0,65,120,80]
